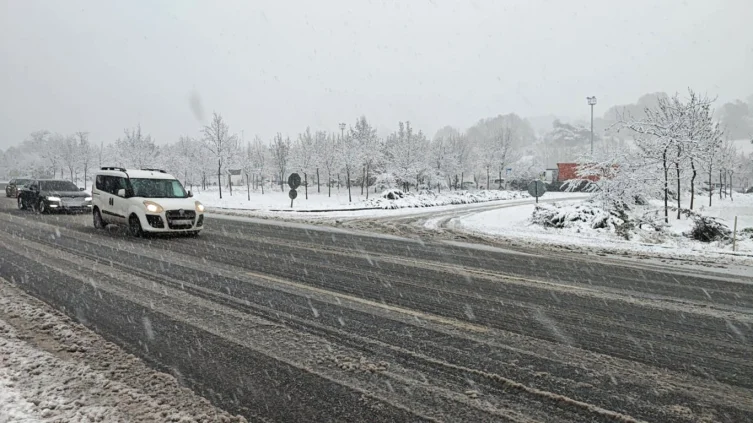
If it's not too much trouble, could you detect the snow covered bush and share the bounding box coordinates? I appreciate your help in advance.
[367,190,526,209]
[685,215,731,243]
[532,202,624,230]
[381,189,405,200]
[531,202,635,239]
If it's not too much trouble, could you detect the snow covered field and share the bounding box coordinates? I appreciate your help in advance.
[0,277,246,423]
[451,193,753,260]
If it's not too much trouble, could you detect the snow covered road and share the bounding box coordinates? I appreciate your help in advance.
[1,197,752,422]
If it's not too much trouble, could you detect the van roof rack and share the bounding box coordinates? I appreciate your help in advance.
[100,167,127,172]
[141,168,166,173]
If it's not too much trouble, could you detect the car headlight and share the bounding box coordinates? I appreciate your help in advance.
[195,201,205,213]
[143,201,164,213]
[85,196,92,202]
[47,196,61,202]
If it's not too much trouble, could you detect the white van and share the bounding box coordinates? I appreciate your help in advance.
[91,167,205,236]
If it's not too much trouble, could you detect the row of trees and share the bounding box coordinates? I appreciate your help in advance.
[2,112,551,201]
[574,90,750,223]
[2,95,750,206]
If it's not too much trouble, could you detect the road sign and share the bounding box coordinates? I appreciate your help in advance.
[289,188,298,208]
[506,168,512,176]
[527,180,547,203]
[288,173,301,190]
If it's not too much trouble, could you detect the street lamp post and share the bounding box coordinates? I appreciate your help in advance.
[586,96,597,156]
[339,122,346,196]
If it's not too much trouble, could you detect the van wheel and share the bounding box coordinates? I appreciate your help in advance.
[37,200,48,214]
[93,209,105,229]
[128,214,143,237]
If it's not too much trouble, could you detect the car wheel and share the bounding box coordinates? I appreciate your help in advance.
[93,209,105,229]
[128,214,143,237]
[37,200,48,214]
[17,197,25,210]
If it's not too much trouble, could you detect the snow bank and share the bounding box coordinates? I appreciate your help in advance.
[0,278,247,423]
[452,194,753,261]
[531,203,627,231]
[195,186,529,212]
[365,189,528,209]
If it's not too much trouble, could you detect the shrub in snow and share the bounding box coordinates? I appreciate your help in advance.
[686,215,731,243]
[531,202,635,239]
[367,190,525,209]
[381,189,405,200]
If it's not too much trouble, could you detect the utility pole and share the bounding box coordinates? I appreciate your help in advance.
[587,96,597,156]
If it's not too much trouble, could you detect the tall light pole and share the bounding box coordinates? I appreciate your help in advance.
[587,96,597,156]
[339,123,346,140]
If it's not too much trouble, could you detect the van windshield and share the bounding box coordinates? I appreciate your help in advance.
[129,178,188,198]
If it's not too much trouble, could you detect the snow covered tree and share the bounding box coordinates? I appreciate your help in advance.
[318,133,340,198]
[312,130,328,193]
[351,116,381,199]
[384,121,429,191]
[163,136,201,190]
[59,134,79,183]
[269,133,291,192]
[291,127,316,199]
[115,125,158,169]
[446,133,476,190]
[29,130,60,178]
[250,136,269,194]
[340,125,361,202]
[617,90,726,221]
[74,132,93,188]
[201,113,239,199]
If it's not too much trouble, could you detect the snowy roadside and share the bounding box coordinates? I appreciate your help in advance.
[202,190,585,224]
[448,194,753,264]
[195,187,531,214]
[0,277,246,423]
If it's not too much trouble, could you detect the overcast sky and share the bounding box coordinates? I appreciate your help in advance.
[1,0,751,149]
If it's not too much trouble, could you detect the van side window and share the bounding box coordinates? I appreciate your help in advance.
[96,175,105,191]
[113,177,127,194]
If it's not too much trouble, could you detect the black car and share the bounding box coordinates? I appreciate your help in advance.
[5,178,32,198]
[18,179,92,213]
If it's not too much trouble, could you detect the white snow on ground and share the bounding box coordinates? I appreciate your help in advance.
[0,278,246,423]
[452,193,753,261]
[198,186,585,222]
[195,187,528,211]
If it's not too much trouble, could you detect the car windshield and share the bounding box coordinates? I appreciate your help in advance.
[15,179,31,186]
[41,181,79,191]
[129,178,187,198]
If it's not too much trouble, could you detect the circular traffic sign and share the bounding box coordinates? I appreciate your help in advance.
[288,189,298,200]
[527,180,547,198]
[288,173,301,190]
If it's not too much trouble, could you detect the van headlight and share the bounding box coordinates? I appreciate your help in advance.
[195,201,205,213]
[143,201,164,213]
[47,196,61,202]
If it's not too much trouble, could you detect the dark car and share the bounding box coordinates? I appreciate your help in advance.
[18,179,92,213]
[5,178,32,198]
